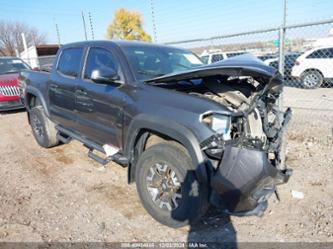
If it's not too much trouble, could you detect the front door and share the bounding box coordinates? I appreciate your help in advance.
[75,46,126,148]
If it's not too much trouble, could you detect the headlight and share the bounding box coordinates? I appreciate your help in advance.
[201,113,231,140]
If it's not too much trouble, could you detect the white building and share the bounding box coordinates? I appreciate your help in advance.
[20,44,59,69]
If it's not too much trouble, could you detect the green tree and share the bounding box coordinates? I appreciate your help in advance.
[106,8,151,42]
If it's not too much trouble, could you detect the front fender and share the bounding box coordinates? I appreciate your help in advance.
[124,114,208,183]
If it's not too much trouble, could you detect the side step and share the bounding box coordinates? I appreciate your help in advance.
[56,126,128,167]
[87,148,128,166]
[57,132,72,144]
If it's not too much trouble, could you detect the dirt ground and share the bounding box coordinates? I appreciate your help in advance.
[0,87,332,244]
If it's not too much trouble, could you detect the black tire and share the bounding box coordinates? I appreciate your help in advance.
[29,106,59,148]
[135,142,209,228]
[301,70,323,89]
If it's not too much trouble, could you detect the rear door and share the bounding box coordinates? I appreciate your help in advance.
[74,46,126,147]
[48,47,84,130]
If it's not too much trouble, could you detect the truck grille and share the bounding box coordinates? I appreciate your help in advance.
[0,86,20,97]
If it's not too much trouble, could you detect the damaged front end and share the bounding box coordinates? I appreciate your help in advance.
[200,72,293,216]
[147,55,293,216]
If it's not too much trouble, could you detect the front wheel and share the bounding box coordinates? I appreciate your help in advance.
[301,70,323,89]
[135,143,209,228]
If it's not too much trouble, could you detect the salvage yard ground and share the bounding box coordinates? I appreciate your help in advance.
[0,87,332,243]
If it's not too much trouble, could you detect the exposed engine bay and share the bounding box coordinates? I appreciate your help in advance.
[151,74,290,165]
[146,57,293,215]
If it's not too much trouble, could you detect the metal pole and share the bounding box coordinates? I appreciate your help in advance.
[150,0,158,43]
[278,0,287,111]
[278,0,287,76]
[81,11,88,40]
[21,33,30,66]
[278,0,287,170]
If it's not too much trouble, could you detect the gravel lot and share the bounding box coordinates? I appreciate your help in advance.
[0,87,332,244]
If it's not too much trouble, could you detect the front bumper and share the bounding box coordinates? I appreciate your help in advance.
[0,99,25,111]
[210,145,292,215]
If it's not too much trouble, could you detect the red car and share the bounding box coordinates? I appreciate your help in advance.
[0,57,30,111]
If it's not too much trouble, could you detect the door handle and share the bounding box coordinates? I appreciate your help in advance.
[75,89,87,95]
[50,83,59,88]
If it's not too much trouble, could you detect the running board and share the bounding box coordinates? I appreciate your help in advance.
[57,132,72,144]
[56,126,128,167]
[87,148,128,166]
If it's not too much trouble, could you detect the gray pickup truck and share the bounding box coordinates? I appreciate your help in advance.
[20,40,292,227]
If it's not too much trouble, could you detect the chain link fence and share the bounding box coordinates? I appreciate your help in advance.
[165,19,333,113]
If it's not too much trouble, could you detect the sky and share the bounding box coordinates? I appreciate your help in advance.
[0,0,332,45]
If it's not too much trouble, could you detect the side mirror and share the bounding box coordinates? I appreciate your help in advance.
[91,68,121,84]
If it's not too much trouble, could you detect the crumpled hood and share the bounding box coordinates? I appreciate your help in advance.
[0,73,19,86]
[145,54,281,84]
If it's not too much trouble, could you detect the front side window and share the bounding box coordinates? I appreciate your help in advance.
[84,48,120,80]
[57,48,83,77]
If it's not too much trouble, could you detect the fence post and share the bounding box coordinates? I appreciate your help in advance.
[278,0,287,111]
[278,0,287,170]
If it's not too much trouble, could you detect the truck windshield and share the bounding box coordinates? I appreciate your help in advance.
[0,58,30,75]
[121,46,203,81]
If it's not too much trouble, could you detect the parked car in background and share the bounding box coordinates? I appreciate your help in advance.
[200,49,248,64]
[291,46,333,88]
[268,52,301,78]
[20,40,291,228]
[257,54,276,62]
[0,57,30,111]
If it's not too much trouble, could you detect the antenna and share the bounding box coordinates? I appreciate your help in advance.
[149,0,158,42]
[88,12,95,40]
[53,18,61,45]
[81,11,88,40]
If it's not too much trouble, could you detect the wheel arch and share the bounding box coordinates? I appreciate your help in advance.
[25,86,50,117]
[301,68,324,77]
[124,114,207,184]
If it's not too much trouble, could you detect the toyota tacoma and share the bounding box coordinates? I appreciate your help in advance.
[20,40,292,227]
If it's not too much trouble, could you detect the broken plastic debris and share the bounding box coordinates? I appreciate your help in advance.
[103,144,119,157]
[291,190,304,199]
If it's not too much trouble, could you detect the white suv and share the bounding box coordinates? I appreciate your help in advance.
[200,49,248,64]
[291,46,333,88]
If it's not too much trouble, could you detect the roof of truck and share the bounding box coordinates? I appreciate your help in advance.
[62,40,187,51]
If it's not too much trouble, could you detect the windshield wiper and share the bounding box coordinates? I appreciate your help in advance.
[137,70,165,77]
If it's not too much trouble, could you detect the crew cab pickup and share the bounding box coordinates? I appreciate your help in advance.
[20,40,292,227]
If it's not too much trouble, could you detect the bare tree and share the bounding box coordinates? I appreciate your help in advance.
[0,20,47,56]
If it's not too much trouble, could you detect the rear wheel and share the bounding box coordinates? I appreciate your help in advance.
[135,142,209,228]
[29,105,59,148]
[301,70,323,89]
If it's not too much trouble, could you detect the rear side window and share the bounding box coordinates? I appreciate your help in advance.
[57,48,83,77]
[211,54,224,63]
[306,48,333,59]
